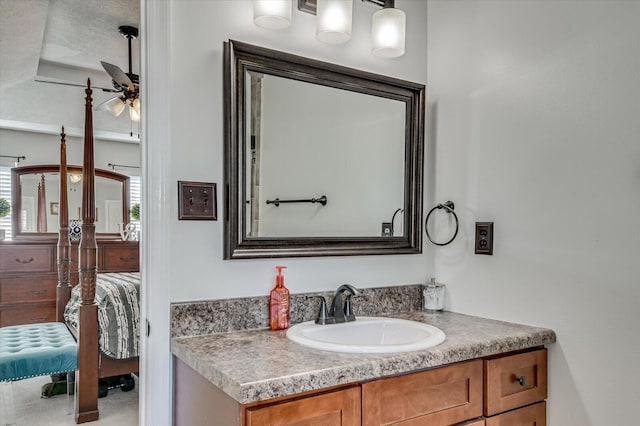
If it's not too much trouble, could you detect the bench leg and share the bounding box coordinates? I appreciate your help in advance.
[0,380,16,425]
[67,371,76,416]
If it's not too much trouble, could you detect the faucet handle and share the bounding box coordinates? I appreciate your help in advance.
[343,295,356,321]
[307,296,333,325]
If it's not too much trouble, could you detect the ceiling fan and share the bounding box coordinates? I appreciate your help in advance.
[34,25,141,123]
[95,25,140,122]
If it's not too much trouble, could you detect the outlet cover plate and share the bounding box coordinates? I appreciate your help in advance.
[475,222,494,255]
[178,181,217,220]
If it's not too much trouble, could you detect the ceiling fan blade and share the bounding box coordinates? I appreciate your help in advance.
[95,96,126,116]
[34,79,120,93]
[101,61,134,90]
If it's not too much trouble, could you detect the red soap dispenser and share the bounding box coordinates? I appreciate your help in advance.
[269,266,290,330]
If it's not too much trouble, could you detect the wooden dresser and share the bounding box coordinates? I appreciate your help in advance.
[0,239,139,327]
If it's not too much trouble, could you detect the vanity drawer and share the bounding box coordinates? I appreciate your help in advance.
[100,246,139,272]
[0,245,55,273]
[362,359,483,426]
[0,275,57,304]
[0,303,56,327]
[245,386,361,426]
[484,349,547,416]
[485,402,546,426]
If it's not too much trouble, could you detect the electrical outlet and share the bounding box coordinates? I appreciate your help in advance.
[178,181,217,220]
[381,222,393,237]
[475,222,494,255]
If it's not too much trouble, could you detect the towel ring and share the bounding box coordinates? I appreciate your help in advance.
[425,201,459,246]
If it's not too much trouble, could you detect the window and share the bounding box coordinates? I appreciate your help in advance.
[0,166,12,239]
[129,175,141,229]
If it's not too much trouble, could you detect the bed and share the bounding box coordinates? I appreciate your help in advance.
[55,80,139,423]
[63,272,140,361]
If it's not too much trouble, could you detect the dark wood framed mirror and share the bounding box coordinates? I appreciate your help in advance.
[223,40,425,259]
[11,164,130,240]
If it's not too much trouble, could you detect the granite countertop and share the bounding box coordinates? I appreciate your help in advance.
[171,311,556,405]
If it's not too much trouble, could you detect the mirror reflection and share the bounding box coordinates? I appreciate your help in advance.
[12,165,129,238]
[245,72,406,238]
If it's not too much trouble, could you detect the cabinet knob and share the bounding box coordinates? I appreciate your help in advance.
[119,256,135,262]
[30,289,48,295]
[15,257,34,264]
[514,375,527,386]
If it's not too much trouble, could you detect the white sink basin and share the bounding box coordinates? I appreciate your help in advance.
[286,317,445,354]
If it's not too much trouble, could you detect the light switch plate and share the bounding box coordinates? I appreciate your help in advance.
[475,222,494,255]
[178,181,217,220]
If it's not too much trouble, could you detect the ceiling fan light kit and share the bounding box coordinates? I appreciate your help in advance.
[95,25,141,122]
[100,96,127,116]
[129,98,141,122]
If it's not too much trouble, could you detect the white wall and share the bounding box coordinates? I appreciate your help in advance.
[427,1,640,424]
[0,128,140,172]
[169,0,429,302]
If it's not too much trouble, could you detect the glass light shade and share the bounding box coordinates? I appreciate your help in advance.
[69,174,82,184]
[371,7,406,58]
[253,0,292,30]
[105,96,126,116]
[129,98,141,122]
[316,0,353,45]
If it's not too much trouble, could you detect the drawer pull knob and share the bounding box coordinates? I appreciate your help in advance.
[31,289,48,295]
[30,315,48,322]
[119,256,135,262]
[15,257,35,264]
[514,375,527,386]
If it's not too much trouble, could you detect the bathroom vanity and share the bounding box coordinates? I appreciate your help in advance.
[171,310,555,426]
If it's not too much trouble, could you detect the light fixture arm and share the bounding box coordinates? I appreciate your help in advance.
[299,0,394,14]
[362,0,394,8]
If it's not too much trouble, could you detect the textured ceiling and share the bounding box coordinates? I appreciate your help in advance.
[0,0,140,139]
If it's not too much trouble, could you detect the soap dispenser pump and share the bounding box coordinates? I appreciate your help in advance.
[269,265,290,330]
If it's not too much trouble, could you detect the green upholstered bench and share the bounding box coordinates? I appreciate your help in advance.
[0,323,77,424]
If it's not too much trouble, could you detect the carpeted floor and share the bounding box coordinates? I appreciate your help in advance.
[1,375,138,425]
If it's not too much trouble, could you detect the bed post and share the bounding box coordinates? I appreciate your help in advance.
[57,126,72,322]
[76,79,100,424]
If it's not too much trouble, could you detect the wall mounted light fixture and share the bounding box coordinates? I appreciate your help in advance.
[371,0,406,58]
[253,0,293,29]
[252,0,406,58]
[316,0,353,44]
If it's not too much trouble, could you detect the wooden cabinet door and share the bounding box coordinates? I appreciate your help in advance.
[484,349,547,416]
[362,360,483,426]
[485,402,546,426]
[245,387,361,426]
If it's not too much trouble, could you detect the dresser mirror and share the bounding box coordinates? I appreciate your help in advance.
[11,165,130,239]
[224,40,425,259]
